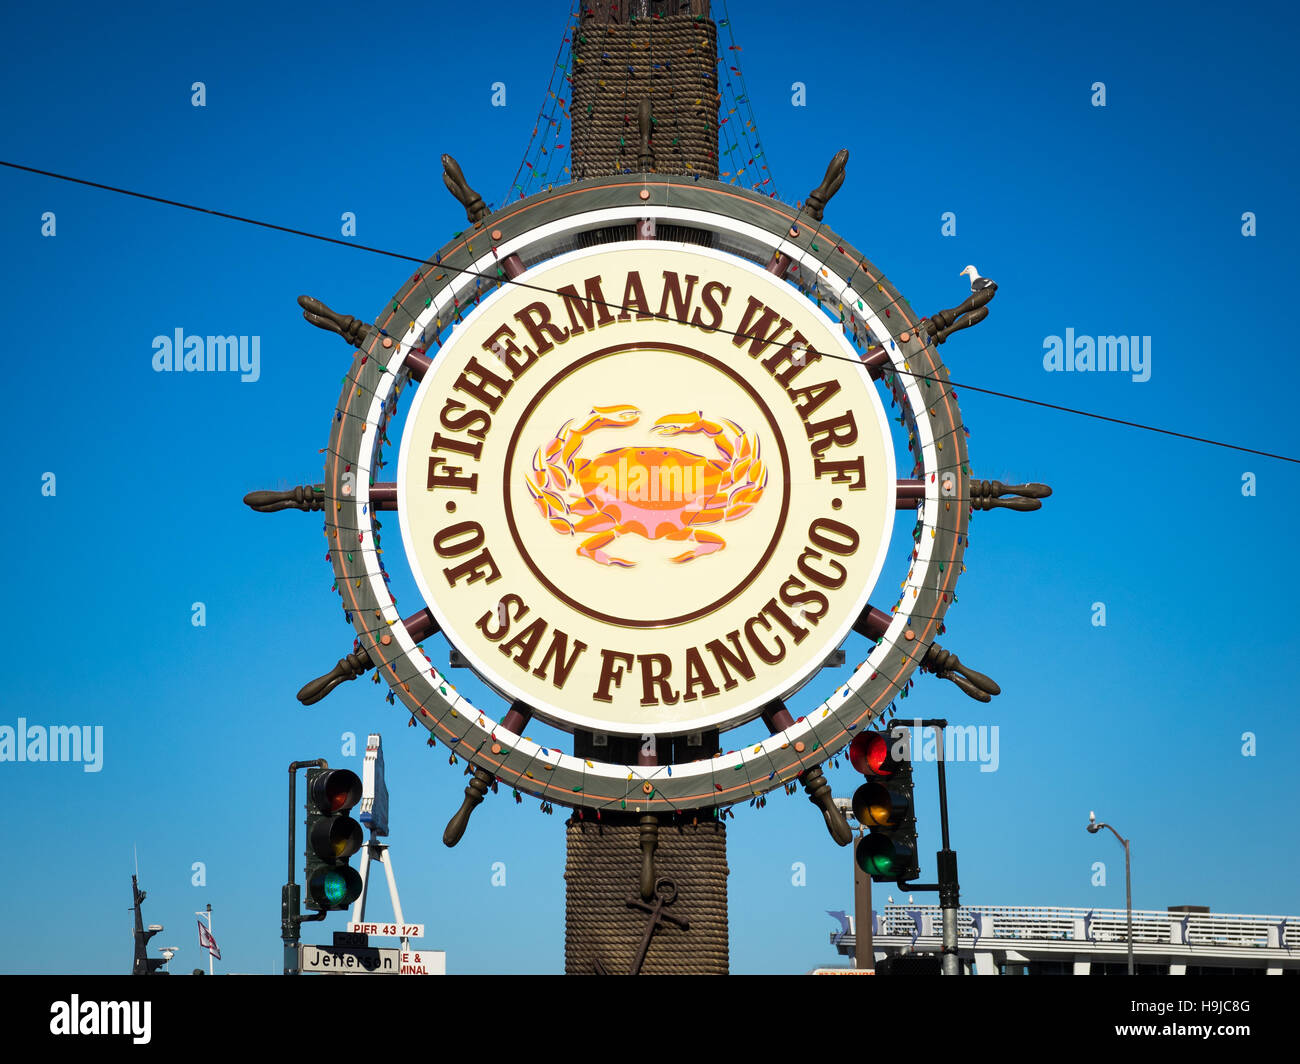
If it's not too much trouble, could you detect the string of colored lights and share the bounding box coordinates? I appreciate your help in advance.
[714,2,774,195]
[513,5,773,193]
[717,0,773,194]
[506,8,578,201]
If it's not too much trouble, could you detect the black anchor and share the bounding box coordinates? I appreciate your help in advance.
[593,877,690,975]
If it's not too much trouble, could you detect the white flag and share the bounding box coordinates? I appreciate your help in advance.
[197,920,221,960]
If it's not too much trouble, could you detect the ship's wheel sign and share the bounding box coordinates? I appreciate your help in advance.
[249,166,1048,837]
[396,243,895,735]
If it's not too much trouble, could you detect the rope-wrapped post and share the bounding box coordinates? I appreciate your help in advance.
[562,0,727,976]
[565,817,729,975]
[570,0,719,180]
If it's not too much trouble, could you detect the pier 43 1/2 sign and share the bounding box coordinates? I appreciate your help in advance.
[397,243,895,735]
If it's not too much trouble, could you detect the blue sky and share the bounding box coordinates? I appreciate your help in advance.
[1,0,1297,974]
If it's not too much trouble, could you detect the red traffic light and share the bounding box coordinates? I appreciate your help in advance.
[849,727,919,883]
[309,768,362,814]
[848,731,902,777]
[302,765,365,913]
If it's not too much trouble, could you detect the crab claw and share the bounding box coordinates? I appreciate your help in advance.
[653,411,702,436]
[588,404,641,429]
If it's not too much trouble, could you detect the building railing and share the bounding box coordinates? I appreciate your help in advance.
[846,904,1300,951]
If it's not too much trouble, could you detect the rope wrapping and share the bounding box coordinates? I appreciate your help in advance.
[564,819,730,974]
[563,3,727,977]
[571,9,720,180]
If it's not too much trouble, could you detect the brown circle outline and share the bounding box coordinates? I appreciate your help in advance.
[329,181,960,811]
[503,342,792,628]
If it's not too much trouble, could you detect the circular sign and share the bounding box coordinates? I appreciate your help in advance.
[396,242,895,735]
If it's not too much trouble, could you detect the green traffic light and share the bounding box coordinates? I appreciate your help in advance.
[856,832,912,879]
[307,865,362,909]
[303,766,365,911]
[322,871,350,905]
[849,726,919,883]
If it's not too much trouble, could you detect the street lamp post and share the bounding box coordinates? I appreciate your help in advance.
[1087,811,1134,975]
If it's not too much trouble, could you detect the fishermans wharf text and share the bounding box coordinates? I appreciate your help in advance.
[418,266,873,708]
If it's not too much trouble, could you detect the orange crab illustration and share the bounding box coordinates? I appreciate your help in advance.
[524,404,769,566]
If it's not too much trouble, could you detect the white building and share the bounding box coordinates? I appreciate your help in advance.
[829,904,1300,974]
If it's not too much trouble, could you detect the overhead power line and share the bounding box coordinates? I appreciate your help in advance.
[3,158,1294,465]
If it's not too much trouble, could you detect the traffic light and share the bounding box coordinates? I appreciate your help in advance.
[849,726,919,883]
[304,767,364,911]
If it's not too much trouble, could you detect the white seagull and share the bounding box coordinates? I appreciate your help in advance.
[960,264,997,292]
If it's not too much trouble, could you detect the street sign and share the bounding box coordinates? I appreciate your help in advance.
[333,931,369,948]
[348,921,423,938]
[400,950,446,976]
[299,943,400,974]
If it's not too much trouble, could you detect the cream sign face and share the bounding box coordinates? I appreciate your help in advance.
[396,243,895,734]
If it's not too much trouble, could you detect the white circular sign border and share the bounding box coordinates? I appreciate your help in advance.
[325,191,961,813]
[393,239,897,736]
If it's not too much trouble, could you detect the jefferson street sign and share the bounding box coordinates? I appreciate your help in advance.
[299,943,400,974]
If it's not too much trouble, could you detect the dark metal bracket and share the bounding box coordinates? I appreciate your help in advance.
[298,294,369,348]
[637,99,655,171]
[761,700,852,846]
[922,283,996,346]
[297,610,439,705]
[971,480,1052,512]
[852,607,1001,703]
[919,644,1001,703]
[638,814,658,901]
[442,153,487,225]
[805,148,848,221]
[443,702,533,846]
[244,485,325,513]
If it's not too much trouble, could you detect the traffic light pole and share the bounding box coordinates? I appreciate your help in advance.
[283,759,329,975]
[898,719,961,975]
[853,826,874,970]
